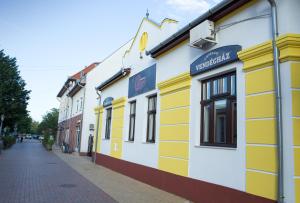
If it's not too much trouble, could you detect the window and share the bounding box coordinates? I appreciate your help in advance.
[80,97,83,111]
[146,95,157,143]
[105,108,112,139]
[201,72,237,147]
[128,101,136,141]
[76,100,79,112]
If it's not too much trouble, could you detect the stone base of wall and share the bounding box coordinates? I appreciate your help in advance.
[94,153,275,203]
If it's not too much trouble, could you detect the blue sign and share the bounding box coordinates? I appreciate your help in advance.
[128,64,156,98]
[190,45,242,76]
[103,97,113,107]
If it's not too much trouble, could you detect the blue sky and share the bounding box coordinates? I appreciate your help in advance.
[0,0,221,121]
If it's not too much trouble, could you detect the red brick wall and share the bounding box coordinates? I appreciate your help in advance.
[57,114,82,152]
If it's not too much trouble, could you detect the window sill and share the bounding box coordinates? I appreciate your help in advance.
[102,138,110,141]
[142,142,156,144]
[194,145,237,150]
[124,140,134,143]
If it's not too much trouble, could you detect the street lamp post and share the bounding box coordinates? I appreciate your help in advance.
[0,114,5,137]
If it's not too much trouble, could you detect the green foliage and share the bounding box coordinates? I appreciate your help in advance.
[0,50,31,133]
[42,133,54,150]
[37,108,59,138]
[2,135,16,149]
[30,120,39,134]
[18,115,32,134]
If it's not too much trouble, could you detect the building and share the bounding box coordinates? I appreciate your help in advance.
[57,62,99,153]
[91,0,300,203]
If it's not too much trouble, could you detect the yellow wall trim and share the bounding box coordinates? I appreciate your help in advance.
[239,33,300,71]
[246,146,277,173]
[124,17,178,57]
[94,106,104,113]
[276,34,300,62]
[158,72,191,95]
[112,97,126,109]
[246,170,277,200]
[291,63,300,88]
[238,41,273,72]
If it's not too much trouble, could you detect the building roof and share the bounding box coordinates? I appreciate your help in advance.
[147,0,251,58]
[71,62,100,80]
[57,62,100,97]
[96,68,131,91]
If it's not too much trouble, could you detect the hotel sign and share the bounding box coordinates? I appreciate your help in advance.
[103,97,113,107]
[190,45,241,76]
[128,64,156,98]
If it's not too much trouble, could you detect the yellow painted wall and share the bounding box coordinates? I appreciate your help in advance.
[246,170,277,200]
[94,106,104,153]
[291,63,300,88]
[295,179,300,203]
[157,72,191,177]
[294,118,300,146]
[245,67,274,95]
[246,119,276,144]
[239,39,277,200]
[246,93,275,119]
[240,34,300,201]
[290,60,300,202]
[110,97,126,159]
[246,146,277,173]
[292,90,300,117]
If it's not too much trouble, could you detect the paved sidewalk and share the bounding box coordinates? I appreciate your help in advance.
[53,147,188,203]
[0,140,116,203]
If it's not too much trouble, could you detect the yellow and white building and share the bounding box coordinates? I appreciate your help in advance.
[89,0,300,202]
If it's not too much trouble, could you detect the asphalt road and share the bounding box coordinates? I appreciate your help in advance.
[0,139,116,203]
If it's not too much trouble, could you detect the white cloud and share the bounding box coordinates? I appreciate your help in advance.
[165,0,211,12]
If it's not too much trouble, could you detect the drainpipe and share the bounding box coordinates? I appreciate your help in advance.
[67,83,74,152]
[94,89,102,164]
[267,0,284,202]
[78,81,86,153]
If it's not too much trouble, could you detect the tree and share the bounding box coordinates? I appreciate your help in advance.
[30,120,39,134]
[0,49,31,133]
[37,108,59,138]
[17,115,32,134]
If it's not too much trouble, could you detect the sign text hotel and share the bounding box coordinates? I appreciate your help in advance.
[190,45,242,76]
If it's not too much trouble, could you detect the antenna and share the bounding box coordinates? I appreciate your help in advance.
[146,9,149,18]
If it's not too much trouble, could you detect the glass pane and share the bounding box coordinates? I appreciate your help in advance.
[107,108,111,117]
[215,99,226,109]
[148,96,157,111]
[231,75,236,95]
[129,116,135,141]
[216,115,226,143]
[206,82,211,99]
[223,77,228,93]
[203,105,210,142]
[147,114,153,141]
[130,102,136,114]
[232,101,237,144]
[214,100,227,143]
[218,78,223,94]
[213,80,218,95]
[203,83,207,100]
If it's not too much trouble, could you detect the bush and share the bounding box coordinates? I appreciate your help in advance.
[2,135,16,149]
[42,134,54,150]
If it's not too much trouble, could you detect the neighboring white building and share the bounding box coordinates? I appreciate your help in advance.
[57,63,99,153]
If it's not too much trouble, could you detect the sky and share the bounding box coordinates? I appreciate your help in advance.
[0,0,221,122]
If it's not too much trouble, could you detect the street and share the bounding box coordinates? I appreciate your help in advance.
[0,140,116,203]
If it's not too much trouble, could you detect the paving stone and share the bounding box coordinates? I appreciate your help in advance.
[0,140,116,203]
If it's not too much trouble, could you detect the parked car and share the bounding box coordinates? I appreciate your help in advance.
[25,135,32,139]
[38,136,44,141]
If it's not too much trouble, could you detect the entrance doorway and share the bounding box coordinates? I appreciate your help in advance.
[75,126,81,152]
